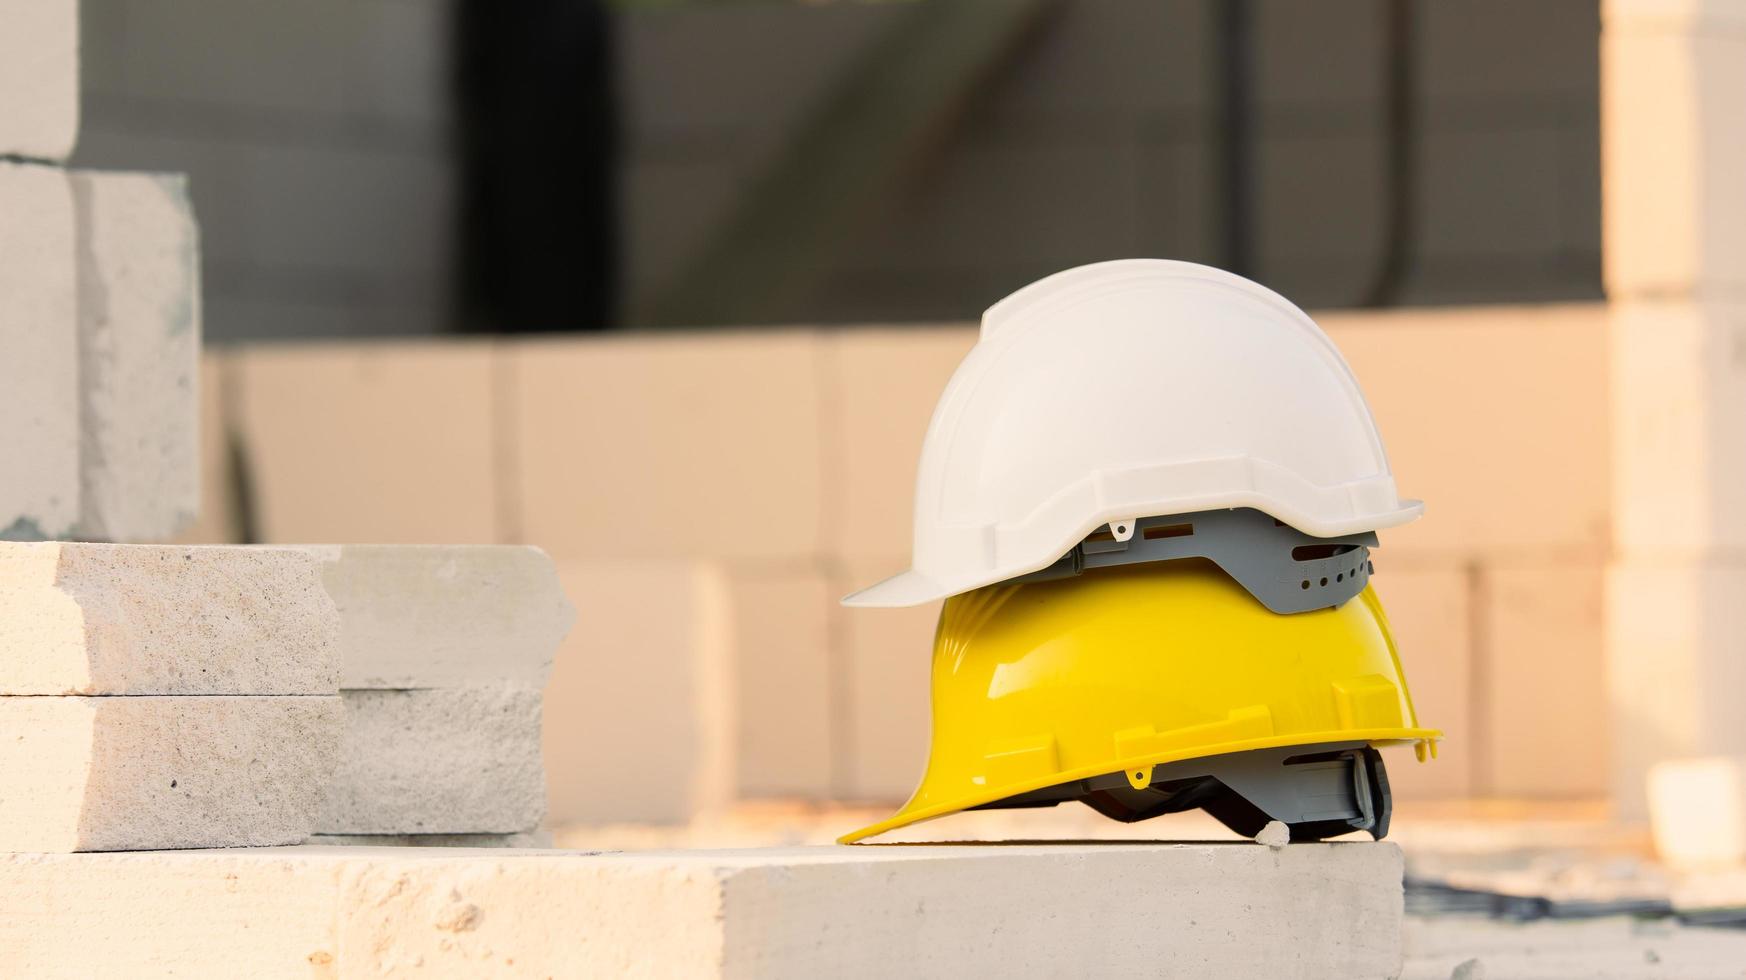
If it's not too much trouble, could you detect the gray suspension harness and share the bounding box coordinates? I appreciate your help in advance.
[1011,507,1377,614]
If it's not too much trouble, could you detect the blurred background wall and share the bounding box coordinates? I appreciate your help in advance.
[73,0,1617,829]
[73,0,1600,339]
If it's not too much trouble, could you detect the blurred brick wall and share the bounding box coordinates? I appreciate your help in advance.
[183,302,1610,823]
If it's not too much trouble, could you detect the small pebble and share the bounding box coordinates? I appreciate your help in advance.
[1255,820,1289,849]
[1450,957,1485,980]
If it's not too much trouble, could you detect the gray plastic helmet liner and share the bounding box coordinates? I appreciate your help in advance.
[971,740,1392,842]
[1010,507,1378,614]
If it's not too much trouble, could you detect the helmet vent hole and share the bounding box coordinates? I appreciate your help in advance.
[1292,543,1359,561]
[1142,523,1194,540]
[1336,573,1343,582]
[1300,580,1310,590]
[1320,577,1329,587]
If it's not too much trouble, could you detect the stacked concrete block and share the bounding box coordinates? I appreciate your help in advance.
[0,543,341,851]
[508,330,825,562]
[1602,0,1746,818]
[1481,564,1607,798]
[542,560,837,827]
[822,326,978,563]
[307,545,574,838]
[544,562,735,826]
[1321,304,1609,564]
[233,342,499,544]
[1,5,200,544]
[0,842,1405,977]
[0,0,78,161]
[837,559,938,803]
[70,171,201,542]
[1371,567,1475,801]
[0,164,79,540]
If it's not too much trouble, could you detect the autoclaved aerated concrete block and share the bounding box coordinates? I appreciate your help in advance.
[1603,2,1746,298]
[510,330,825,562]
[0,842,1405,977]
[1610,299,1746,558]
[0,696,341,852]
[70,171,201,542]
[1607,559,1746,819]
[0,0,78,160]
[318,686,545,834]
[0,163,78,541]
[1321,304,1608,562]
[233,341,501,544]
[0,542,339,695]
[300,544,574,689]
[544,561,734,827]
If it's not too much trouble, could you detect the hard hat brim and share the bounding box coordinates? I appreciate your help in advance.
[840,568,952,608]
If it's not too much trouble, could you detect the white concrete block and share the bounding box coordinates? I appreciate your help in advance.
[300,544,573,689]
[510,330,825,562]
[1373,566,1474,801]
[1480,563,1607,798]
[0,163,78,540]
[727,570,833,800]
[825,326,977,564]
[0,695,341,852]
[0,0,78,160]
[0,842,1404,978]
[543,562,832,821]
[1321,303,1609,561]
[839,558,937,802]
[1602,8,1746,297]
[70,171,200,542]
[0,542,339,695]
[1647,756,1746,869]
[1606,559,1746,819]
[318,687,545,834]
[232,341,501,544]
[544,561,733,827]
[1611,299,1746,557]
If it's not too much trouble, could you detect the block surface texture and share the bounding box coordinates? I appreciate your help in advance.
[318,687,545,834]
[0,842,1404,978]
[0,0,78,160]
[70,171,201,542]
[0,542,339,695]
[0,696,342,852]
[302,544,573,688]
[0,164,78,540]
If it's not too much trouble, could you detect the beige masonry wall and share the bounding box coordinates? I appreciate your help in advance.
[198,301,1610,820]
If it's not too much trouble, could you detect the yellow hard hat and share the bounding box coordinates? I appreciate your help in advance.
[840,558,1439,844]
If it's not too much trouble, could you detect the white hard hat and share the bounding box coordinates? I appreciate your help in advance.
[844,259,1422,608]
